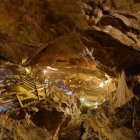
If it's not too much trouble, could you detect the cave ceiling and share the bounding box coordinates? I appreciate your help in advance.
[0,0,140,77]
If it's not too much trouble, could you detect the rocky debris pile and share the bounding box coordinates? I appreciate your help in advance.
[0,89,84,140]
[85,64,140,140]
[87,101,135,140]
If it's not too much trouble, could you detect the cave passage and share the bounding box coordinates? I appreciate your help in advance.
[0,0,140,140]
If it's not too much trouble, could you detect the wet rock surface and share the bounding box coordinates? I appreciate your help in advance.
[0,0,140,140]
[85,67,140,140]
[0,90,84,140]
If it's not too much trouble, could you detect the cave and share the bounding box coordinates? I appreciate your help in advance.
[0,0,140,140]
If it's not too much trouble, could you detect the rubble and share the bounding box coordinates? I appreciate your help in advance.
[0,0,139,139]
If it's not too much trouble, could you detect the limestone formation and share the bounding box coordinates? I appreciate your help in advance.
[0,0,140,140]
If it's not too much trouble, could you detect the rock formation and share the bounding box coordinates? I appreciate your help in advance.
[0,0,140,140]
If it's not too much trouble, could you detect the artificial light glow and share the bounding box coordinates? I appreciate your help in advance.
[99,82,104,88]
[66,91,72,96]
[94,105,98,109]
[80,97,85,102]
[43,70,47,74]
[47,66,58,71]
[25,68,30,74]
[93,102,99,109]
[84,103,91,107]
[105,80,109,84]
